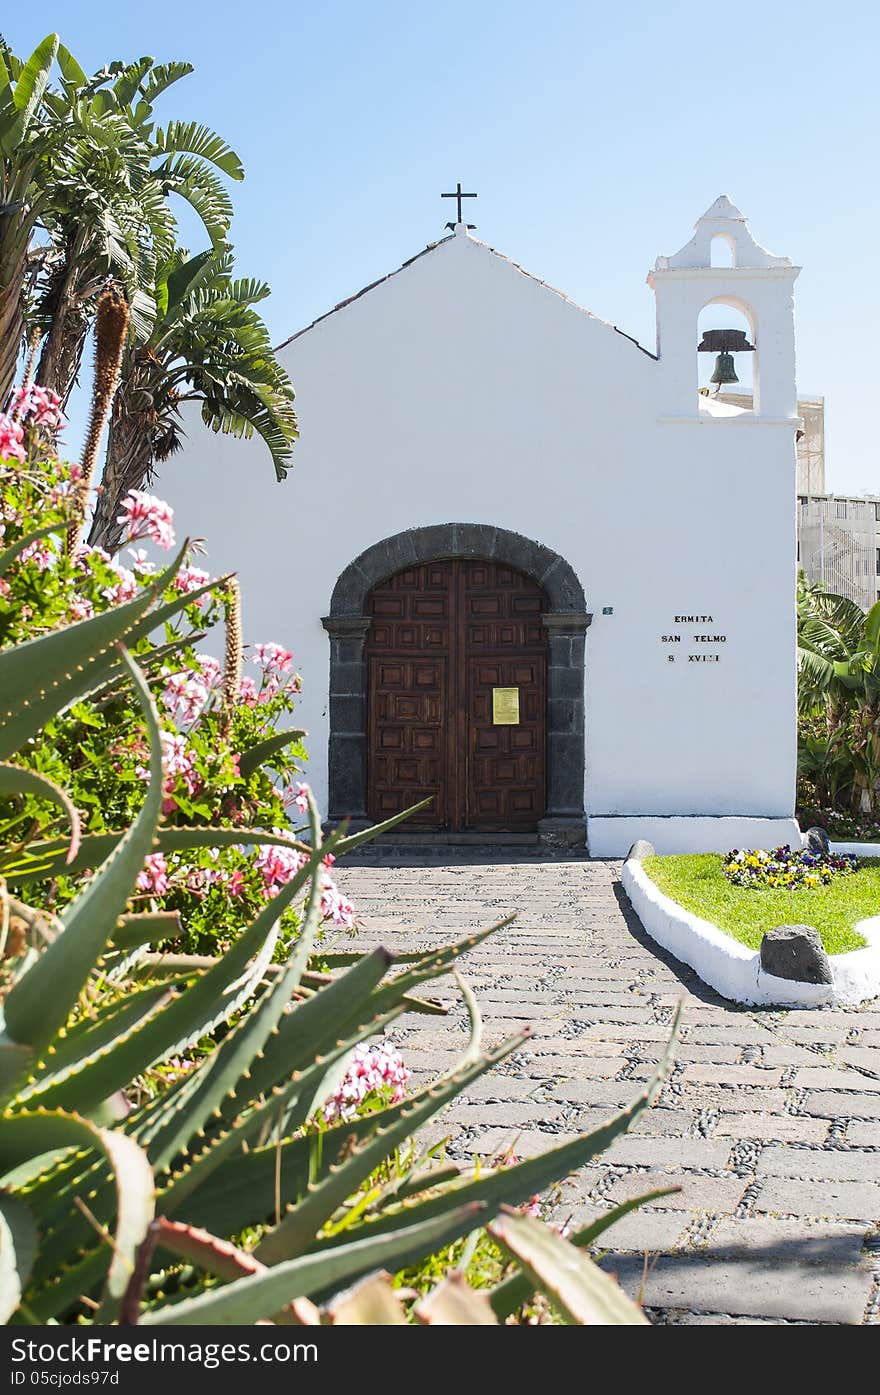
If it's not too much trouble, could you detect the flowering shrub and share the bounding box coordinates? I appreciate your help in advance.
[320,1043,410,1123]
[0,423,355,954]
[723,845,858,890]
[797,805,880,844]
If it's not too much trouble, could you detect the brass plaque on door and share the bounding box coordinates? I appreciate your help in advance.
[492,687,520,725]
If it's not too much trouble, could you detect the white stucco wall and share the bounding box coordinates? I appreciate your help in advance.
[163,208,800,850]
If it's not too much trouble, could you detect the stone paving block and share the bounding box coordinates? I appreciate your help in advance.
[793,1068,880,1092]
[707,1215,868,1265]
[605,1135,733,1171]
[838,1046,880,1069]
[544,1077,645,1106]
[523,1036,628,1060]
[627,1106,697,1138]
[802,1091,880,1120]
[454,1126,582,1159]
[667,1044,746,1065]
[557,1206,690,1254]
[755,1175,880,1223]
[760,1043,827,1067]
[456,1076,547,1103]
[604,1171,747,1214]
[847,1119,880,1146]
[711,1112,829,1144]
[581,1024,677,1044]
[757,1145,880,1182]
[776,1024,850,1048]
[600,1252,873,1324]
[681,1024,790,1047]
[682,1064,785,1088]
[451,1103,564,1128]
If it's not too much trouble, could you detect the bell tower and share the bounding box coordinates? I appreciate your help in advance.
[647,195,800,419]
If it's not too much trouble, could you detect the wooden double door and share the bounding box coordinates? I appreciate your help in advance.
[365,559,547,832]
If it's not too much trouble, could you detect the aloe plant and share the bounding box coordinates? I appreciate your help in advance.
[0,550,677,1325]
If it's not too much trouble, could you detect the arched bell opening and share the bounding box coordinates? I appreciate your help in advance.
[696,298,758,410]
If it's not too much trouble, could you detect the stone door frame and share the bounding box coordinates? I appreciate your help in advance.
[322,524,591,847]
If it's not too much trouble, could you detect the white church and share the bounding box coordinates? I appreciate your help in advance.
[168,195,803,857]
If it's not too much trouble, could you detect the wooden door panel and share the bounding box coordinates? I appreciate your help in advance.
[365,557,546,832]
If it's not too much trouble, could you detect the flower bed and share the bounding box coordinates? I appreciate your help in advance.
[621,845,880,1007]
[723,845,858,891]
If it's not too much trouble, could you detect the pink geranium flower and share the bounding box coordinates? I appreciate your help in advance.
[321,1043,409,1123]
[136,853,170,897]
[161,667,211,725]
[10,384,64,430]
[0,413,26,463]
[174,563,212,605]
[253,642,294,676]
[116,489,176,550]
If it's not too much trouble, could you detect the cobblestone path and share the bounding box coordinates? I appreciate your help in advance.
[334,854,880,1325]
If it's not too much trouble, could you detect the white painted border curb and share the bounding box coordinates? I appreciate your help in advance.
[621,856,880,1008]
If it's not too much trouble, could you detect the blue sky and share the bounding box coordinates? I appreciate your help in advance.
[8,1,879,491]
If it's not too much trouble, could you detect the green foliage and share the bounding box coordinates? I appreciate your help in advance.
[643,852,873,954]
[0,451,307,956]
[797,573,880,816]
[91,243,298,553]
[0,449,676,1326]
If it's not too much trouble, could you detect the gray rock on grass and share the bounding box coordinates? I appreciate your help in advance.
[760,924,833,985]
[627,840,656,861]
[805,826,831,855]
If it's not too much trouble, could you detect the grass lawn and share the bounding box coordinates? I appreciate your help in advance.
[641,854,880,956]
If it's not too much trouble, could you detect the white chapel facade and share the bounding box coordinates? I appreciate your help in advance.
[168,196,802,855]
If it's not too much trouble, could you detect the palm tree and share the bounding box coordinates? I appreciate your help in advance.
[0,34,60,405]
[88,247,298,550]
[797,574,880,812]
[32,53,243,406]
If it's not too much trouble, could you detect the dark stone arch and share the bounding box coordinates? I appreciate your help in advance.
[322,523,591,846]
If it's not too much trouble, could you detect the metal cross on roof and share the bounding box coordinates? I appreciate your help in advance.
[442,182,477,229]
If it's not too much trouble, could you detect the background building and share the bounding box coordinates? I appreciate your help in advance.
[715,392,879,609]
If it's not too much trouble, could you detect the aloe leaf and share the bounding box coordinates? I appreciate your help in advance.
[22,982,172,1078]
[171,977,492,1235]
[3,825,309,886]
[354,917,514,1026]
[488,1187,679,1319]
[138,1202,486,1325]
[221,945,396,1110]
[5,800,443,888]
[122,570,230,645]
[488,1209,649,1325]
[21,892,280,1116]
[414,1272,499,1325]
[0,547,184,759]
[111,910,182,950]
[0,762,81,863]
[135,801,328,1173]
[253,1028,526,1266]
[0,1112,154,1322]
[310,1013,680,1253]
[330,801,430,855]
[238,728,306,780]
[2,651,162,1052]
[0,1194,38,1322]
[325,1272,408,1325]
[157,995,408,1217]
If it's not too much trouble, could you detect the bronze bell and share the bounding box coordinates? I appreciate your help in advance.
[709,350,739,387]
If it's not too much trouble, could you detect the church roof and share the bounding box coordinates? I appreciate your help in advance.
[275,232,657,360]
